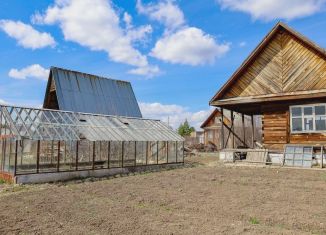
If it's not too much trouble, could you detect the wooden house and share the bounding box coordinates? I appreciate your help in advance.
[210,22,326,154]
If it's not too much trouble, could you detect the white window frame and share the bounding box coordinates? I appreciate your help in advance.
[290,104,326,133]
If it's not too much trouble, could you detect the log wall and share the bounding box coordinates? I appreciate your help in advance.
[262,102,326,150]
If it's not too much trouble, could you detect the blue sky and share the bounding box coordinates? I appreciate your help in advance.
[0,0,326,129]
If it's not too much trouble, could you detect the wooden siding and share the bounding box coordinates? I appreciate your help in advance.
[262,102,326,150]
[223,30,326,99]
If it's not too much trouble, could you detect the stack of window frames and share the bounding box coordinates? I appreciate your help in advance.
[284,145,313,168]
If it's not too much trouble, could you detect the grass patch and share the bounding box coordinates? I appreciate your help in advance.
[0,179,6,184]
[249,217,259,225]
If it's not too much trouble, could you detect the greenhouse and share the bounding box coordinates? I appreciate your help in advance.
[0,105,184,183]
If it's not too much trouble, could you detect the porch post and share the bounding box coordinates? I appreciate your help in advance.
[231,110,235,149]
[242,113,246,147]
[251,115,255,148]
[221,108,224,149]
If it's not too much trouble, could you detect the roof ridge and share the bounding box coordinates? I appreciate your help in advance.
[51,66,130,84]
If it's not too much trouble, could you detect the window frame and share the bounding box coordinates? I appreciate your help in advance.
[290,104,326,134]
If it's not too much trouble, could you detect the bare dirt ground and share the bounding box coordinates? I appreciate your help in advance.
[1,155,326,234]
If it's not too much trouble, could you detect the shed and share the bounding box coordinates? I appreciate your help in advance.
[43,67,142,118]
[201,109,229,148]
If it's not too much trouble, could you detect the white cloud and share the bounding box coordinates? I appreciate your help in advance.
[128,65,160,76]
[123,12,133,29]
[139,102,213,130]
[33,0,159,76]
[0,20,56,49]
[151,27,230,65]
[217,0,326,21]
[8,64,49,81]
[138,0,230,65]
[136,0,185,32]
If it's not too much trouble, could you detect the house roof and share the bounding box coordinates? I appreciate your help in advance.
[200,108,230,128]
[209,22,326,105]
[43,67,142,118]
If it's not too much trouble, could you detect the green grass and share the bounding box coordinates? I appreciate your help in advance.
[0,179,5,184]
[249,217,259,225]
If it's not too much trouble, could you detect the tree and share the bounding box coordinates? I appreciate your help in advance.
[178,119,195,137]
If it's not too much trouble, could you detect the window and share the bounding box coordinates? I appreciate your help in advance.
[290,104,326,133]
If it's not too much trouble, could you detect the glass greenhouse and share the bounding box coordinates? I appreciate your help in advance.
[0,105,184,181]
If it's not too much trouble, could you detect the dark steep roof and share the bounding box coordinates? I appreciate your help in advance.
[43,67,142,118]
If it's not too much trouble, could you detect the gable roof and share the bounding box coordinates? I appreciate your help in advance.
[210,22,326,105]
[200,108,230,128]
[43,67,142,118]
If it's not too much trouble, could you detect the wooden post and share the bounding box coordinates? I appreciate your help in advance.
[231,111,235,149]
[321,146,324,169]
[57,141,60,172]
[251,115,255,148]
[242,113,246,147]
[221,108,224,149]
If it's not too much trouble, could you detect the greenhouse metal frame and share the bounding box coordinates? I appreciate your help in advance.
[0,105,184,182]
